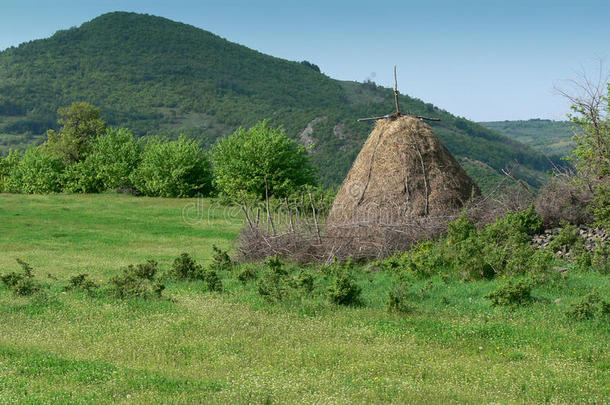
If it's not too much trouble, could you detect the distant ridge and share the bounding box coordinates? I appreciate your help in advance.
[0,11,557,190]
[479,119,574,158]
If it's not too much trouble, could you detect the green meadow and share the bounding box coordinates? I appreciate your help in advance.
[0,194,608,404]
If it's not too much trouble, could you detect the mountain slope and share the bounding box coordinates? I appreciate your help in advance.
[479,119,575,158]
[0,12,556,191]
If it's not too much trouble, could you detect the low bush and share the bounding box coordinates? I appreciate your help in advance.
[381,241,446,279]
[0,259,43,296]
[380,207,552,281]
[203,270,223,292]
[387,285,414,314]
[109,261,165,299]
[66,273,99,293]
[170,253,204,280]
[565,292,610,321]
[294,270,315,294]
[236,265,258,283]
[548,223,585,254]
[327,268,361,306]
[209,245,234,272]
[484,278,534,307]
[591,185,610,227]
[592,242,610,274]
[256,257,289,302]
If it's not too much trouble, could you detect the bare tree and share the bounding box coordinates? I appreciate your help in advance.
[555,61,610,181]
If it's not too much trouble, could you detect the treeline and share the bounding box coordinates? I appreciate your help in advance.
[0,129,213,197]
[0,102,318,199]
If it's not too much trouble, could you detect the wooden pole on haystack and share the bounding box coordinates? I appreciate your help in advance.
[358,66,441,122]
[393,65,401,116]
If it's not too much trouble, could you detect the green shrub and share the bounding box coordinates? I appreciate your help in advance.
[383,241,446,279]
[87,128,141,190]
[484,278,534,307]
[203,269,223,292]
[294,270,315,294]
[63,128,141,193]
[387,285,414,314]
[237,265,258,283]
[0,259,42,296]
[66,273,99,293]
[592,242,610,274]
[592,185,610,227]
[548,223,584,253]
[62,159,103,193]
[0,150,21,193]
[327,270,361,306]
[109,261,164,299]
[485,205,543,241]
[454,207,547,279]
[210,120,317,200]
[128,260,158,281]
[170,253,204,280]
[256,257,289,302]
[6,147,64,193]
[566,292,610,321]
[132,136,213,197]
[382,207,550,282]
[209,245,234,272]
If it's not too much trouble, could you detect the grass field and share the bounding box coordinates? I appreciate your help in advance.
[0,194,609,404]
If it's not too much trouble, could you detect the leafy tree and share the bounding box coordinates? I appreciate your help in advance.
[43,102,107,164]
[6,147,64,193]
[211,120,317,200]
[132,136,212,197]
[558,75,609,179]
[64,128,141,192]
[558,71,609,225]
[0,150,22,192]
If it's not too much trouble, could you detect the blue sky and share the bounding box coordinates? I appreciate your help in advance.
[0,0,608,121]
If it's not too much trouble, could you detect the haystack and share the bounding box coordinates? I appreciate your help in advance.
[327,116,480,226]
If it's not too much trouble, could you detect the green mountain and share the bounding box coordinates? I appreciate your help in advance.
[479,119,575,158]
[0,11,557,192]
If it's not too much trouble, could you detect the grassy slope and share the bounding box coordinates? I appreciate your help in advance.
[479,119,575,158]
[0,12,556,189]
[0,194,608,403]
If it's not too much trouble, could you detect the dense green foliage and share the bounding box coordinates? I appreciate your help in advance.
[5,146,64,193]
[43,102,107,165]
[0,12,557,189]
[132,136,213,197]
[479,119,575,158]
[563,82,610,227]
[568,83,610,179]
[64,128,142,193]
[211,121,316,199]
[380,207,549,281]
[1,112,213,197]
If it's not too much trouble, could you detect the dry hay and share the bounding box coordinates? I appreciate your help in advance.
[327,116,480,227]
[238,116,484,263]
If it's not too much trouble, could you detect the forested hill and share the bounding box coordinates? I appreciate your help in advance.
[479,119,575,159]
[0,11,556,190]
